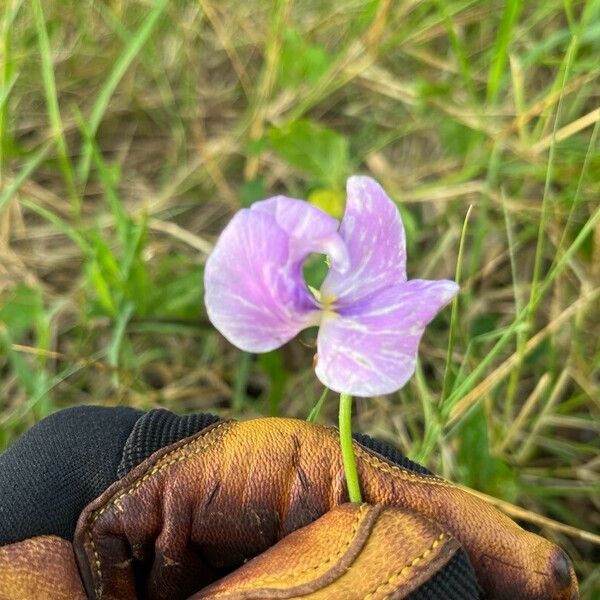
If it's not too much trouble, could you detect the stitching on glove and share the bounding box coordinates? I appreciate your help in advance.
[362,532,448,600]
[226,504,371,591]
[350,439,450,488]
[84,421,230,598]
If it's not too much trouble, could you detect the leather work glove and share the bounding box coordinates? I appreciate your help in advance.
[0,406,579,599]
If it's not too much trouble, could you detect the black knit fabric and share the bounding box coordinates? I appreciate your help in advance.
[408,549,481,599]
[0,405,142,544]
[353,432,433,476]
[117,409,221,478]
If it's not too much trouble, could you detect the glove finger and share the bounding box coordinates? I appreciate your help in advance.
[0,535,86,600]
[193,503,475,600]
[74,418,577,600]
[353,437,578,600]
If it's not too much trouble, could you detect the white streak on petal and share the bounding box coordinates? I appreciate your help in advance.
[315,280,458,396]
[321,176,407,305]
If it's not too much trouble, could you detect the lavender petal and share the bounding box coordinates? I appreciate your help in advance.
[315,279,459,396]
[252,196,349,273]
[321,176,406,305]
[204,208,320,352]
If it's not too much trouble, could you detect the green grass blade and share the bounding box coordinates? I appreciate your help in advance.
[441,204,473,403]
[76,0,169,185]
[556,116,600,255]
[486,0,523,104]
[503,191,525,420]
[431,0,476,100]
[0,142,51,213]
[232,352,252,413]
[502,30,579,409]
[413,361,442,463]
[0,0,24,177]
[108,301,135,386]
[32,0,79,216]
[20,197,90,253]
[0,73,17,114]
[307,387,329,423]
[527,40,577,321]
[442,194,600,422]
[75,108,128,244]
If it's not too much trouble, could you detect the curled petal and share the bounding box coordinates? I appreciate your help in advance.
[321,176,406,305]
[315,280,459,396]
[204,209,320,352]
[252,196,349,273]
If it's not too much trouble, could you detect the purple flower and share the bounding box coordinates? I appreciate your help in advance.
[204,176,458,397]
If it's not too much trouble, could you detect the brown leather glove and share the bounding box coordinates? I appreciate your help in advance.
[0,411,578,600]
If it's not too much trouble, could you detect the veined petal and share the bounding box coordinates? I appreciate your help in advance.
[204,209,321,352]
[252,196,349,273]
[321,176,406,304]
[315,279,459,396]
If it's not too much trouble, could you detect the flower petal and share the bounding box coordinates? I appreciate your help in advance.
[315,279,459,396]
[252,196,349,272]
[204,209,321,352]
[321,176,406,304]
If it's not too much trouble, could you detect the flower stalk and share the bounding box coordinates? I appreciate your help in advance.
[339,392,362,502]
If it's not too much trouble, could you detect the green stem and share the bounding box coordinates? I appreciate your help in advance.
[339,393,362,503]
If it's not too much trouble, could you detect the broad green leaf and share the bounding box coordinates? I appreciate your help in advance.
[456,405,519,502]
[279,28,330,89]
[268,120,349,189]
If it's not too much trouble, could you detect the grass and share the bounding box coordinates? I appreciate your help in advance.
[0,0,599,595]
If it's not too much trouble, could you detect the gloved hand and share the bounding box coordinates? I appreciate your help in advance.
[0,406,578,600]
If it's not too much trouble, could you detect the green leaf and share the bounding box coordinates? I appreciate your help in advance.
[0,285,42,336]
[121,218,147,283]
[0,330,49,402]
[239,177,266,207]
[268,120,349,188]
[32,0,79,214]
[308,187,345,218]
[456,405,519,502]
[279,28,330,89]
[303,254,329,292]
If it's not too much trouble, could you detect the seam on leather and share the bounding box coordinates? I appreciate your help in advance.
[231,504,370,590]
[348,435,449,488]
[362,532,448,600]
[202,504,384,600]
[83,421,231,598]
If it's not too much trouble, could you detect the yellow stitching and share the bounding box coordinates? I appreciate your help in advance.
[342,431,450,489]
[204,505,371,598]
[362,533,448,600]
[229,504,370,591]
[357,450,448,486]
[85,421,230,597]
[322,425,453,486]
